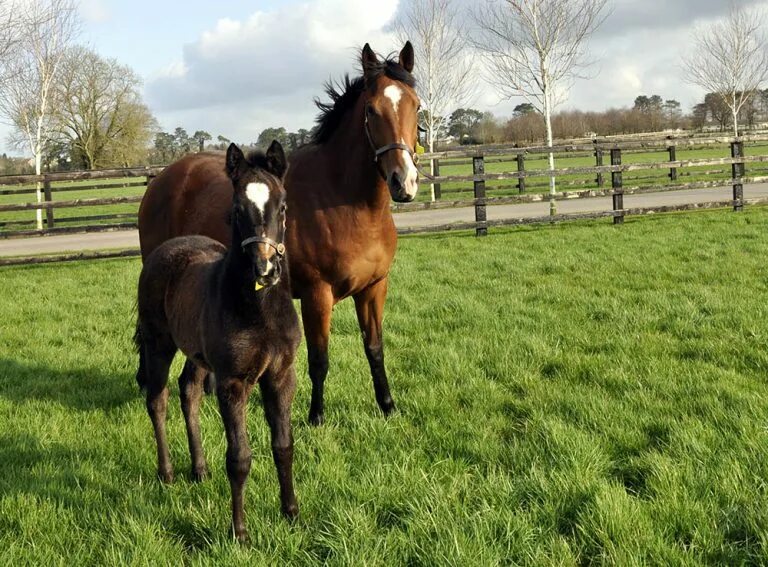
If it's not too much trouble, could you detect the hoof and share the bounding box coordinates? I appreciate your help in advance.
[282,503,299,522]
[308,411,325,427]
[380,398,396,417]
[157,468,174,484]
[234,528,250,546]
[191,466,209,483]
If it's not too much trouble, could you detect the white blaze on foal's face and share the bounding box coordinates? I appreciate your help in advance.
[245,182,270,215]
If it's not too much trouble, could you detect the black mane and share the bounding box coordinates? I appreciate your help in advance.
[312,57,416,145]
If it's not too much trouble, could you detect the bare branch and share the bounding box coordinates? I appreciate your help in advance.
[682,2,768,137]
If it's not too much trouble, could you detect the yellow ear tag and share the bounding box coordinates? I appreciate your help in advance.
[254,281,265,292]
[416,143,425,155]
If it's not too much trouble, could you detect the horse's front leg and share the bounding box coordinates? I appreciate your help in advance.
[260,366,299,520]
[216,376,254,543]
[300,285,333,425]
[353,277,395,416]
[178,358,208,481]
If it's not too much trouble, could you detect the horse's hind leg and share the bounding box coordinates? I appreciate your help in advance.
[216,376,254,543]
[353,278,395,416]
[301,285,333,426]
[142,338,177,483]
[260,367,299,520]
[179,358,208,481]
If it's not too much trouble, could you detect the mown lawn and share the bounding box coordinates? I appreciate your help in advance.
[1,208,768,564]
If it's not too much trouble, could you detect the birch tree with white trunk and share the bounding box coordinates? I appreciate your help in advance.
[471,0,609,216]
[0,0,79,229]
[394,0,474,201]
[682,3,768,138]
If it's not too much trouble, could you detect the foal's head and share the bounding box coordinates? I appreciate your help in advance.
[225,142,288,288]
[361,42,420,203]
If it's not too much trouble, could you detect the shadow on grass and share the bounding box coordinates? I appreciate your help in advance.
[0,357,136,411]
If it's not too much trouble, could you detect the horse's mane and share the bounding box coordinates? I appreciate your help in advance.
[312,56,416,145]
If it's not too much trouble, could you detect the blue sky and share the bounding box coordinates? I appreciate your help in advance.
[2,0,767,156]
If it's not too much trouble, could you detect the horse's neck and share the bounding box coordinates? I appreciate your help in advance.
[323,109,390,210]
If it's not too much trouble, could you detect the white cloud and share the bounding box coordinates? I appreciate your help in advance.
[79,0,109,23]
[146,0,402,139]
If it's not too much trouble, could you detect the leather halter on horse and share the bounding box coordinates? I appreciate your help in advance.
[241,235,286,257]
[364,112,419,180]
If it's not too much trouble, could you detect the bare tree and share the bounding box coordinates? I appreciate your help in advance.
[683,3,768,138]
[471,0,609,215]
[0,0,79,229]
[394,0,474,200]
[55,46,157,169]
[0,1,21,66]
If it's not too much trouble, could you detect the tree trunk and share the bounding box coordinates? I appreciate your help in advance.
[35,148,43,230]
[543,91,556,216]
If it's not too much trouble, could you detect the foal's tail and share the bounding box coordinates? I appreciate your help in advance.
[133,322,148,391]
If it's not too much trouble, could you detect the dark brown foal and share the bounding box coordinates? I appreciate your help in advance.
[135,142,299,542]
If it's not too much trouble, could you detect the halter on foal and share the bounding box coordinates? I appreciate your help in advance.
[135,142,299,543]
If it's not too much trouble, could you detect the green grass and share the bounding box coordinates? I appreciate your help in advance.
[2,207,768,564]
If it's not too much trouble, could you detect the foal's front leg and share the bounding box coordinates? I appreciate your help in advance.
[178,359,208,481]
[216,376,254,543]
[260,367,299,520]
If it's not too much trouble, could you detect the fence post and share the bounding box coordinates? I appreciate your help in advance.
[432,158,441,200]
[43,175,54,230]
[517,153,526,193]
[595,143,604,188]
[611,148,623,225]
[668,145,677,181]
[473,154,487,237]
[731,140,744,212]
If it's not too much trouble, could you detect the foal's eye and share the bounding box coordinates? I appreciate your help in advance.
[366,104,375,116]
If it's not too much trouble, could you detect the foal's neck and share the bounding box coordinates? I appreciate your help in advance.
[220,228,271,310]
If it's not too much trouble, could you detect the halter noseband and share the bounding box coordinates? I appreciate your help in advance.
[240,235,286,257]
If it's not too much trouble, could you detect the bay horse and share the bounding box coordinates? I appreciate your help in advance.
[135,142,299,542]
[138,42,420,425]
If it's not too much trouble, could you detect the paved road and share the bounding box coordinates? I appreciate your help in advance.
[2,183,766,257]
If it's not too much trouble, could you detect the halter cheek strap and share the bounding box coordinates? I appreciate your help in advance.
[364,113,419,172]
[240,235,286,257]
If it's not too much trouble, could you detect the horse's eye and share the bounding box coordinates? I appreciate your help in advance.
[366,104,375,116]
[280,204,287,214]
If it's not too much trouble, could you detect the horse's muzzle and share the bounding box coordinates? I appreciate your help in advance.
[388,171,416,203]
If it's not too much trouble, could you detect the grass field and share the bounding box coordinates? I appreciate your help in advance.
[3,141,768,233]
[2,207,768,564]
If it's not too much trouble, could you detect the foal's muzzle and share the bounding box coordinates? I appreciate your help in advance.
[241,235,285,287]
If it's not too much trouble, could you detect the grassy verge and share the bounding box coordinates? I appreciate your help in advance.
[1,207,768,564]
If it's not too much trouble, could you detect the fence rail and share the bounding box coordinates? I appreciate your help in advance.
[0,134,766,262]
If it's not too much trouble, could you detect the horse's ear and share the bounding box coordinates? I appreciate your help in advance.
[225,143,244,178]
[265,140,287,180]
[362,43,379,81]
[399,41,414,73]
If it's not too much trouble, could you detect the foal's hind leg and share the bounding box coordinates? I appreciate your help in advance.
[260,367,299,520]
[216,376,254,543]
[301,285,333,426]
[353,278,396,416]
[179,358,208,481]
[142,339,177,483]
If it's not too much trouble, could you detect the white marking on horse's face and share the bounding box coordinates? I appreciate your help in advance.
[399,138,418,199]
[383,85,402,117]
[245,182,270,214]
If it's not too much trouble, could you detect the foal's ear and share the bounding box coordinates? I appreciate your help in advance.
[225,143,245,177]
[399,41,414,73]
[265,140,287,180]
[361,43,380,81]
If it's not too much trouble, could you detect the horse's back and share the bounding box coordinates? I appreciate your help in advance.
[139,153,233,260]
[138,235,225,337]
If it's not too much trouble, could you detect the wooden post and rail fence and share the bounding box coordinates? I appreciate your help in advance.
[1,134,767,264]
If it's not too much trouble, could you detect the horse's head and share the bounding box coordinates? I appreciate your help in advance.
[225,142,288,288]
[361,42,420,203]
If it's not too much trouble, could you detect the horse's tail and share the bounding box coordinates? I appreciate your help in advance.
[134,322,147,390]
